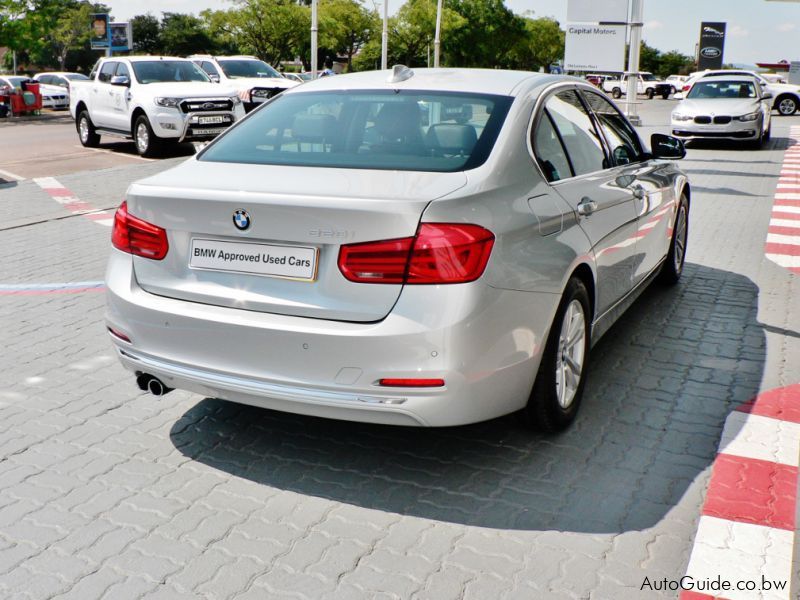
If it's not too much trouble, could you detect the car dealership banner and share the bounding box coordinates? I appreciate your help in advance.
[564,24,626,72]
[697,22,726,70]
[90,13,110,50]
[567,0,628,23]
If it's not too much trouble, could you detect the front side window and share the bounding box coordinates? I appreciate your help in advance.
[544,90,606,176]
[131,61,209,84]
[199,90,513,172]
[115,63,130,80]
[581,91,643,166]
[218,59,280,79]
[98,62,118,83]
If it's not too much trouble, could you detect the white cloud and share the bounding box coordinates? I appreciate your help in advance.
[728,24,750,37]
[777,23,796,33]
[644,20,664,30]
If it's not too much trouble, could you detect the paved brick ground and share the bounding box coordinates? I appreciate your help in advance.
[0,102,798,599]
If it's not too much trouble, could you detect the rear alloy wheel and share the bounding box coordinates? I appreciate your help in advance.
[77,110,100,147]
[521,277,591,432]
[134,115,162,157]
[777,95,797,116]
[659,194,689,284]
[612,88,622,99]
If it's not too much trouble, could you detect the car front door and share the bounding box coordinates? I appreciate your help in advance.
[107,62,132,131]
[92,61,118,128]
[534,88,639,316]
[580,90,676,285]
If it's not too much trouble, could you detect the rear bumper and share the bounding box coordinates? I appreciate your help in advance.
[105,250,559,426]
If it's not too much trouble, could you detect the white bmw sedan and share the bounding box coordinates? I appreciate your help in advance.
[106,67,689,431]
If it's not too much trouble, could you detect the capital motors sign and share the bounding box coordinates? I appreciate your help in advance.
[698,22,726,70]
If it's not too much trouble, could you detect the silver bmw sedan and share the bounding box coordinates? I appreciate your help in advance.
[106,67,689,431]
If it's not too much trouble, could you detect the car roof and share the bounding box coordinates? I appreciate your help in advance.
[692,77,760,84]
[117,56,195,63]
[286,68,565,97]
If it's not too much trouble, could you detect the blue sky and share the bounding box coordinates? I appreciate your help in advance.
[104,0,800,65]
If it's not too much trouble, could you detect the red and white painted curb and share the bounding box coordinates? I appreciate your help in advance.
[767,127,800,275]
[33,177,114,227]
[680,384,800,599]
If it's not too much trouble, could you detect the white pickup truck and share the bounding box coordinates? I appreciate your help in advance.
[602,72,672,100]
[69,56,246,157]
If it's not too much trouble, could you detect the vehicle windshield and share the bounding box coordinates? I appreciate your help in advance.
[218,59,281,79]
[131,61,210,84]
[200,90,512,172]
[687,80,757,99]
[64,73,89,81]
[641,73,657,81]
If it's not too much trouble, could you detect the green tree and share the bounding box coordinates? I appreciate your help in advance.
[159,12,218,56]
[49,2,93,70]
[511,16,564,71]
[131,13,161,54]
[0,0,69,69]
[657,49,694,78]
[638,40,661,74]
[446,0,527,68]
[318,0,377,71]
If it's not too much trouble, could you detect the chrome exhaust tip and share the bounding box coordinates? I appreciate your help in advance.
[136,373,173,397]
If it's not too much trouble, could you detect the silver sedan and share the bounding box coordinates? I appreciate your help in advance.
[105,68,690,431]
[671,77,772,146]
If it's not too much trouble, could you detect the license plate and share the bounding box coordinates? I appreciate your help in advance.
[189,239,318,281]
[199,115,226,124]
[191,128,225,136]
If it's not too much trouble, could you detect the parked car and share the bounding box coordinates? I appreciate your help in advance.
[189,55,299,112]
[69,56,245,156]
[665,75,687,95]
[671,77,772,147]
[679,69,800,115]
[34,72,90,94]
[282,72,315,84]
[105,67,689,432]
[603,72,672,99]
[0,75,69,109]
[585,73,617,88]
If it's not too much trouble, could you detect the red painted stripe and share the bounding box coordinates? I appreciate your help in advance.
[772,211,800,220]
[679,592,724,600]
[702,454,797,530]
[769,225,800,236]
[737,383,800,423]
[0,286,105,296]
[764,242,800,255]
[774,200,800,206]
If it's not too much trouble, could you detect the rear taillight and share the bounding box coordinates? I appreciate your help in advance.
[112,201,169,260]
[338,223,494,284]
[682,84,691,92]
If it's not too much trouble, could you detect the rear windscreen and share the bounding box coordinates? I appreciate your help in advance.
[199,90,513,172]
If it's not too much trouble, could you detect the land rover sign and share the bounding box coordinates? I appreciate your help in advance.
[698,22,726,70]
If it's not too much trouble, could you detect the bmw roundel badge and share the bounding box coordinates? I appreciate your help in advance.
[233,209,251,231]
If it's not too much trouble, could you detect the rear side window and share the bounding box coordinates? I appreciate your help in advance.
[533,112,573,182]
[581,91,643,166]
[200,90,513,172]
[544,91,606,176]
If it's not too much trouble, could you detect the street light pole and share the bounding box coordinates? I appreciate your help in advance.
[311,0,318,77]
[434,0,443,67]
[381,0,388,70]
[625,0,644,125]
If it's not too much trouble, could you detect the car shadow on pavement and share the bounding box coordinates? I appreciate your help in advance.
[170,263,763,533]
[96,140,197,159]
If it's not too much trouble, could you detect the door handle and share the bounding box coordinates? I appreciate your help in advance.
[577,197,598,216]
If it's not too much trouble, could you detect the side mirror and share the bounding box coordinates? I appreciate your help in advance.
[651,133,686,160]
[762,91,773,100]
[209,74,220,83]
[110,75,130,87]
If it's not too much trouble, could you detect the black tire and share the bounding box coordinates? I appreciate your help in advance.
[611,87,622,99]
[76,110,100,147]
[776,95,797,116]
[646,88,655,100]
[661,90,670,100]
[133,115,162,157]
[763,122,771,144]
[659,194,689,285]
[521,277,591,432]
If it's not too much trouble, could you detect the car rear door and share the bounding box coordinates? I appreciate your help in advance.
[580,90,676,285]
[533,87,638,316]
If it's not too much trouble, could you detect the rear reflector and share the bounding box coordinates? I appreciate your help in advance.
[112,201,169,260]
[338,223,494,284]
[108,327,131,343]
[378,378,445,387]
